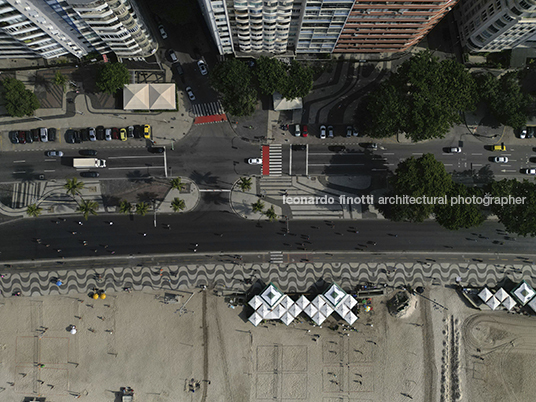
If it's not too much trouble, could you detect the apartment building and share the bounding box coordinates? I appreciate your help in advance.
[0,0,156,60]
[198,0,458,56]
[455,0,536,53]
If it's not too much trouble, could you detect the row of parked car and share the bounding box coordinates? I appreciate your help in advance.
[9,128,56,144]
[520,127,535,139]
[65,125,151,143]
[293,124,359,139]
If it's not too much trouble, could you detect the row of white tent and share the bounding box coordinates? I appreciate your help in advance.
[478,281,536,311]
[248,283,359,327]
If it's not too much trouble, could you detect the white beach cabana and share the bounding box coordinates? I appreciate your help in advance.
[502,295,516,311]
[248,295,263,310]
[495,288,508,302]
[248,311,263,326]
[486,296,500,310]
[512,281,536,306]
[478,287,493,302]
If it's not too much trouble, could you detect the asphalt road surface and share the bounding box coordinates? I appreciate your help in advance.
[0,212,532,263]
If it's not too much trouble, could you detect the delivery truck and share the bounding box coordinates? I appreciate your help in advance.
[73,158,106,168]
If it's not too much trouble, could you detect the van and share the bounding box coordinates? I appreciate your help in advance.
[493,143,506,151]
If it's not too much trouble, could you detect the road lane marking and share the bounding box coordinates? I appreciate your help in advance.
[108,166,164,170]
[107,155,163,159]
[45,159,57,162]
[199,189,231,192]
[13,170,26,173]
[13,160,26,163]
[309,163,364,166]
[44,169,56,172]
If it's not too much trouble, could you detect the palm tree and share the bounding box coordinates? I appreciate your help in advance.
[64,178,84,197]
[170,177,185,191]
[77,199,99,220]
[238,177,252,192]
[26,203,42,217]
[252,199,265,213]
[136,201,150,216]
[265,205,277,222]
[119,200,132,214]
[171,197,186,212]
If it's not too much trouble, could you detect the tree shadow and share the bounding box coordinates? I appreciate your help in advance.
[189,170,220,186]
[137,191,159,203]
[126,171,154,183]
[101,195,121,208]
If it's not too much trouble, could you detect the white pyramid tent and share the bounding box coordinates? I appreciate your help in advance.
[280,312,294,326]
[478,287,493,302]
[502,295,516,311]
[248,311,263,326]
[248,295,263,310]
[486,296,500,310]
[495,288,508,302]
[296,295,310,309]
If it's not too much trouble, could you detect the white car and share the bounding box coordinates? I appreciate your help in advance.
[89,127,96,141]
[105,128,112,141]
[185,87,195,101]
[248,158,262,165]
[494,156,508,163]
[523,168,536,175]
[158,25,167,40]
[294,124,300,137]
[45,150,63,157]
[320,125,326,139]
[520,127,527,139]
[448,147,461,153]
[346,126,353,138]
[40,128,48,143]
[197,60,208,76]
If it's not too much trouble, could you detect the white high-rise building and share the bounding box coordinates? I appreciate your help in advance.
[456,0,536,52]
[0,0,156,60]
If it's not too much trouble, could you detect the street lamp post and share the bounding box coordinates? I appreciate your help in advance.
[152,199,157,228]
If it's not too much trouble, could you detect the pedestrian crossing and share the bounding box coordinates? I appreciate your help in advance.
[270,251,284,264]
[11,181,45,208]
[191,101,224,117]
[260,176,345,220]
[268,144,282,176]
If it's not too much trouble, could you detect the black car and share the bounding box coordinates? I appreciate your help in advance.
[134,125,142,138]
[65,130,75,144]
[363,143,378,150]
[48,128,56,142]
[149,147,165,153]
[9,131,19,144]
[25,131,33,143]
[79,149,97,156]
[31,128,40,142]
[81,128,90,142]
[527,126,535,139]
[172,63,184,76]
[80,171,99,178]
[73,130,82,143]
[96,126,105,141]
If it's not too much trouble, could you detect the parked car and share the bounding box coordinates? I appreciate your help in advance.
[96,126,105,141]
[302,125,308,137]
[18,131,27,144]
[527,126,535,139]
[31,128,40,142]
[25,131,33,143]
[120,128,127,141]
[494,156,508,163]
[144,124,151,139]
[45,150,64,157]
[522,168,536,175]
[448,147,462,153]
[48,128,56,142]
[167,49,178,62]
[185,86,196,101]
[79,149,97,156]
[105,129,112,141]
[319,125,326,139]
[9,131,18,144]
[81,128,90,142]
[294,124,301,137]
[89,127,97,141]
[149,147,165,153]
[127,126,134,138]
[197,60,208,76]
[363,143,378,150]
[353,127,359,137]
[248,158,262,165]
[346,126,353,138]
[172,63,184,76]
[328,125,334,138]
[73,130,82,143]
[40,128,48,142]
[520,127,527,139]
[158,25,168,39]
[80,171,100,178]
[134,125,143,138]
[65,130,75,144]
[112,127,119,140]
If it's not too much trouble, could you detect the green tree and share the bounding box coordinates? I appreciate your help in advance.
[26,204,42,218]
[237,177,252,192]
[136,201,150,216]
[53,71,67,90]
[264,205,278,222]
[252,199,265,213]
[488,179,536,236]
[434,184,486,230]
[362,82,408,138]
[170,177,185,191]
[118,200,132,214]
[77,199,99,220]
[171,197,186,212]
[210,59,257,117]
[279,60,314,100]
[1,77,40,117]
[64,178,84,197]
[255,56,286,96]
[386,153,454,222]
[96,63,129,94]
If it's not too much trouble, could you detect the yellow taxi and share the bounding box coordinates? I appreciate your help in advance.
[120,128,127,141]
[144,124,151,139]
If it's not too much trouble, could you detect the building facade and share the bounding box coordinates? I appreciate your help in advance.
[198,0,458,56]
[0,0,156,60]
[455,0,536,53]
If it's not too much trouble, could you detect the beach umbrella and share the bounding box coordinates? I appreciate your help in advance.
[92,293,99,299]
[100,293,106,299]
[55,280,63,286]
[365,305,371,312]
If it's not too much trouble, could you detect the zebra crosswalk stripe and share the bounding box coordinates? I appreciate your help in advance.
[270,251,283,263]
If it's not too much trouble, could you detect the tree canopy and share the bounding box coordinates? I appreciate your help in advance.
[364,51,478,142]
[1,77,40,117]
[255,57,314,100]
[434,184,485,230]
[210,58,257,116]
[96,63,129,94]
